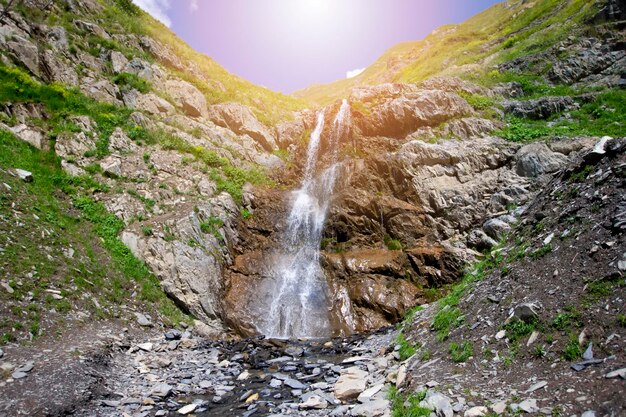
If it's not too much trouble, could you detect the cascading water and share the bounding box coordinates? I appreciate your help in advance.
[255,100,351,339]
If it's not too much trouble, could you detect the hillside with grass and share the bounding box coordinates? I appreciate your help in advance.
[294,0,604,106]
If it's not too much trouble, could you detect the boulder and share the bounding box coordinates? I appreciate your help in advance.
[503,96,578,120]
[46,26,69,51]
[9,124,47,150]
[100,156,122,177]
[334,366,368,401]
[6,35,39,76]
[55,131,96,159]
[207,102,278,151]
[514,142,567,177]
[74,20,110,39]
[164,79,207,118]
[483,218,511,240]
[125,58,153,80]
[40,50,79,86]
[140,37,184,70]
[110,51,129,74]
[444,117,498,139]
[357,90,473,138]
[80,77,122,105]
[351,399,390,417]
[420,391,454,417]
[108,128,135,153]
[124,91,175,115]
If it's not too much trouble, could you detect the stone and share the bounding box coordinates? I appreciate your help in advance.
[518,399,539,413]
[514,143,567,177]
[15,169,33,182]
[465,406,488,417]
[152,383,172,398]
[164,79,208,118]
[483,218,511,240]
[526,331,540,347]
[46,26,69,51]
[495,330,506,340]
[207,102,278,151]
[0,348,3,358]
[605,368,626,379]
[299,395,328,410]
[351,399,390,417]
[135,313,152,327]
[237,370,250,381]
[491,401,507,415]
[581,411,595,417]
[100,156,122,177]
[10,124,47,150]
[165,330,182,340]
[137,343,153,352]
[503,96,578,120]
[357,384,384,403]
[525,381,547,393]
[334,367,369,401]
[40,50,78,86]
[420,391,454,417]
[284,378,306,390]
[245,392,259,403]
[396,364,407,387]
[6,36,39,76]
[11,371,27,379]
[582,343,593,360]
[177,403,197,415]
[508,303,539,324]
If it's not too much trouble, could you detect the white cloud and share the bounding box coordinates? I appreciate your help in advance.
[190,0,199,11]
[132,0,172,28]
[346,68,365,79]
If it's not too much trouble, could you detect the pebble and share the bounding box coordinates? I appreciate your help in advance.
[11,371,27,379]
[15,169,33,182]
[137,343,153,352]
[465,406,488,417]
[605,368,626,379]
[525,381,547,393]
[177,403,197,415]
[491,401,507,414]
[495,330,506,340]
[299,395,328,409]
[135,313,152,327]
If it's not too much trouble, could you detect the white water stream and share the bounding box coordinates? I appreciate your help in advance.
[256,100,351,339]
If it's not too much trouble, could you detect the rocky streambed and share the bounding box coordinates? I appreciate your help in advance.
[77,327,401,417]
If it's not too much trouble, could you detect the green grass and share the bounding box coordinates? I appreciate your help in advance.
[396,333,418,361]
[503,319,536,342]
[199,216,225,242]
[0,129,188,329]
[562,337,582,361]
[388,386,430,417]
[113,72,151,94]
[384,235,403,251]
[449,341,474,363]
[552,307,582,331]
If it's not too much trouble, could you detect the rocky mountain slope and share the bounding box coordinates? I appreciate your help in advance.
[0,0,624,415]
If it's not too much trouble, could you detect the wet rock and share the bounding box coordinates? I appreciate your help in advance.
[177,403,197,415]
[334,367,368,401]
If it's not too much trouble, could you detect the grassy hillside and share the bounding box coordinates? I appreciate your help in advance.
[17,0,306,126]
[294,0,600,106]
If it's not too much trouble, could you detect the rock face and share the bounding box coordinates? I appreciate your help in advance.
[355,90,473,138]
[504,96,578,120]
[207,103,278,151]
[514,143,568,177]
[164,79,207,117]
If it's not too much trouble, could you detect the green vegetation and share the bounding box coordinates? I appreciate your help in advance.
[0,128,187,343]
[384,235,403,251]
[449,341,474,363]
[113,72,151,94]
[388,386,430,417]
[552,306,582,331]
[530,244,552,259]
[562,337,582,361]
[199,216,225,242]
[396,333,418,361]
[617,314,626,328]
[459,92,495,110]
[503,319,536,343]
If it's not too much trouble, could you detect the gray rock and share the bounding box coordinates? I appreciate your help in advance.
[514,143,567,177]
[152,383,173,398]
[9,124,47,150]
[12,371,27,379]
[508,303,539,324]
[581,411,595,417]
[284,378,306,390]
[503,96,577,120]
[207,102,278,151]
[6,35,39,76]
[14,168,33,182]
[16,362,34,373]
[135,313,152,327]
[483,218,511,240]
[334,366,368,401]
[299,395,328,410]
[420,391,453,417]
[351,399,389,416]
[518,399,539,413]
[0,348,3,358]
[582,343,593,360]
[165,330,182,340]
[605,368,626,379]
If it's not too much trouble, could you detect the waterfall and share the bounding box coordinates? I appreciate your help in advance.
[257,100,351,339]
